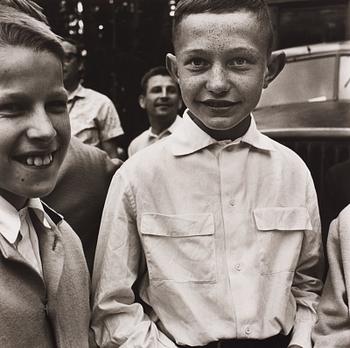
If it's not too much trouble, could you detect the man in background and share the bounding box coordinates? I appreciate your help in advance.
[63,39,125,159]
[128,66,182,157]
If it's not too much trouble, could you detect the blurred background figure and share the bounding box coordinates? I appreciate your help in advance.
[43,137,122,273]
[62,39,125,159]
[128,66,182,157]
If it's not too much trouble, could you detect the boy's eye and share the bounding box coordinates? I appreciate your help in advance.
[0,103,23,117]
[187,58,208,70]
[46,100,67,114]
[228,57,250,68]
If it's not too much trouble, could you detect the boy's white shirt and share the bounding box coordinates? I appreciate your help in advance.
[0,195,50,275]
[92,111,323,348]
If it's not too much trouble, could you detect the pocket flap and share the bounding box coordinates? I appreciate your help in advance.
[253,207,312,231]
[141,213,214,237]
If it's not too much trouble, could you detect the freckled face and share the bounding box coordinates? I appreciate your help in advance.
[0,46,70,209]
[169,11,270,130]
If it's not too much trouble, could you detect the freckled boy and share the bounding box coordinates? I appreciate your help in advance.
[91,1,323,348]
[0,2,90,347]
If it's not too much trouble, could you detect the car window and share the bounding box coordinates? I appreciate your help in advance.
[257,56,336,108]
[339,55,350,100]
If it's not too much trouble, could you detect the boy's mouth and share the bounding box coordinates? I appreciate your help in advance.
[15,152,56,167]
[201,99,238,108]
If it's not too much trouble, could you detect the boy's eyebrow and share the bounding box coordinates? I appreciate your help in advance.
[0,91,31,101]
[0,89,68,100]
[182,47,260,56]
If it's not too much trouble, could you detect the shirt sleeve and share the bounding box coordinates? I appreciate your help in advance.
[97,98,124,142]
[91,171,178,348]
[312,213,350,348]
[288,172,324,348]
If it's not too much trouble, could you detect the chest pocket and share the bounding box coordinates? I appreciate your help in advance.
[253,207,312,275]
[140,213,216,283]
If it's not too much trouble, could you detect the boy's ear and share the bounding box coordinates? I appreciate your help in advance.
[263,52,286,89]
[166,53,179,82]
[139,94,146,109]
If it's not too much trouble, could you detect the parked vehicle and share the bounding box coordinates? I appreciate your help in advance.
[254,41,350,236]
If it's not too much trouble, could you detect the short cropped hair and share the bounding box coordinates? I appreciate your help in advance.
[1,0,48,23]
[0,3,64,62]
[140,66,178,95]
[172,0,274,54]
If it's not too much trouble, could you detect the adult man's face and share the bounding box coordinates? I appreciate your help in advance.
[62,41,81,91]
[139,75,181,126]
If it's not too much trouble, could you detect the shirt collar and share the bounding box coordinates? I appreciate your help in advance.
[170,110,274,156]
[168,115,183,133]
[27,199,52,230]
[0,196,51,244]
[148,115,183,140]
[68,83,85,102]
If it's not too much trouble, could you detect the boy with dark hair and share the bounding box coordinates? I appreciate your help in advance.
[0,2,90,347]
[128,66,182,156]
[92,1,323,347]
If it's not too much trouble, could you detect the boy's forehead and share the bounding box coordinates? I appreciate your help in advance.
[0,45,60,67]
[174,11,269,54]
[0,46,64,92]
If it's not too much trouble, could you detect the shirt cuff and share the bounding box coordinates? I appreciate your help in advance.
[288,320,314,348]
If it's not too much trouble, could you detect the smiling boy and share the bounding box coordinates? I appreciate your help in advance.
[0,2,90,347]
[92,1,323,348]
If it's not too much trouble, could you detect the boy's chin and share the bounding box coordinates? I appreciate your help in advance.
[0,183,56,210]
[202,118,246,131]
[18,180,58,201]
[30,182,57,199]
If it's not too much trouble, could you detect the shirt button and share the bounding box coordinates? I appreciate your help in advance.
[234,264,241,271]
[245,326,251,335]
[229,199,235,206]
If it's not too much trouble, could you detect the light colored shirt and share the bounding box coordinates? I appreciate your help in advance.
[128,116,182,157]
[312,205,350,347]
[0,196,51,275]
[92,111,323,348]
[68,84,124,148]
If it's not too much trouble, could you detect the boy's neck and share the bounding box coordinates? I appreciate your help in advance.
[188,111,251,141]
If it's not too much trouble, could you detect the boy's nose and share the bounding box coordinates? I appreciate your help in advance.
[26,108,57,142]
[161,88,168,98]
[206,65,230,95]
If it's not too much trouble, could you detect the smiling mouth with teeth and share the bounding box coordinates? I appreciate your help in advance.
[17,153,55,167]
